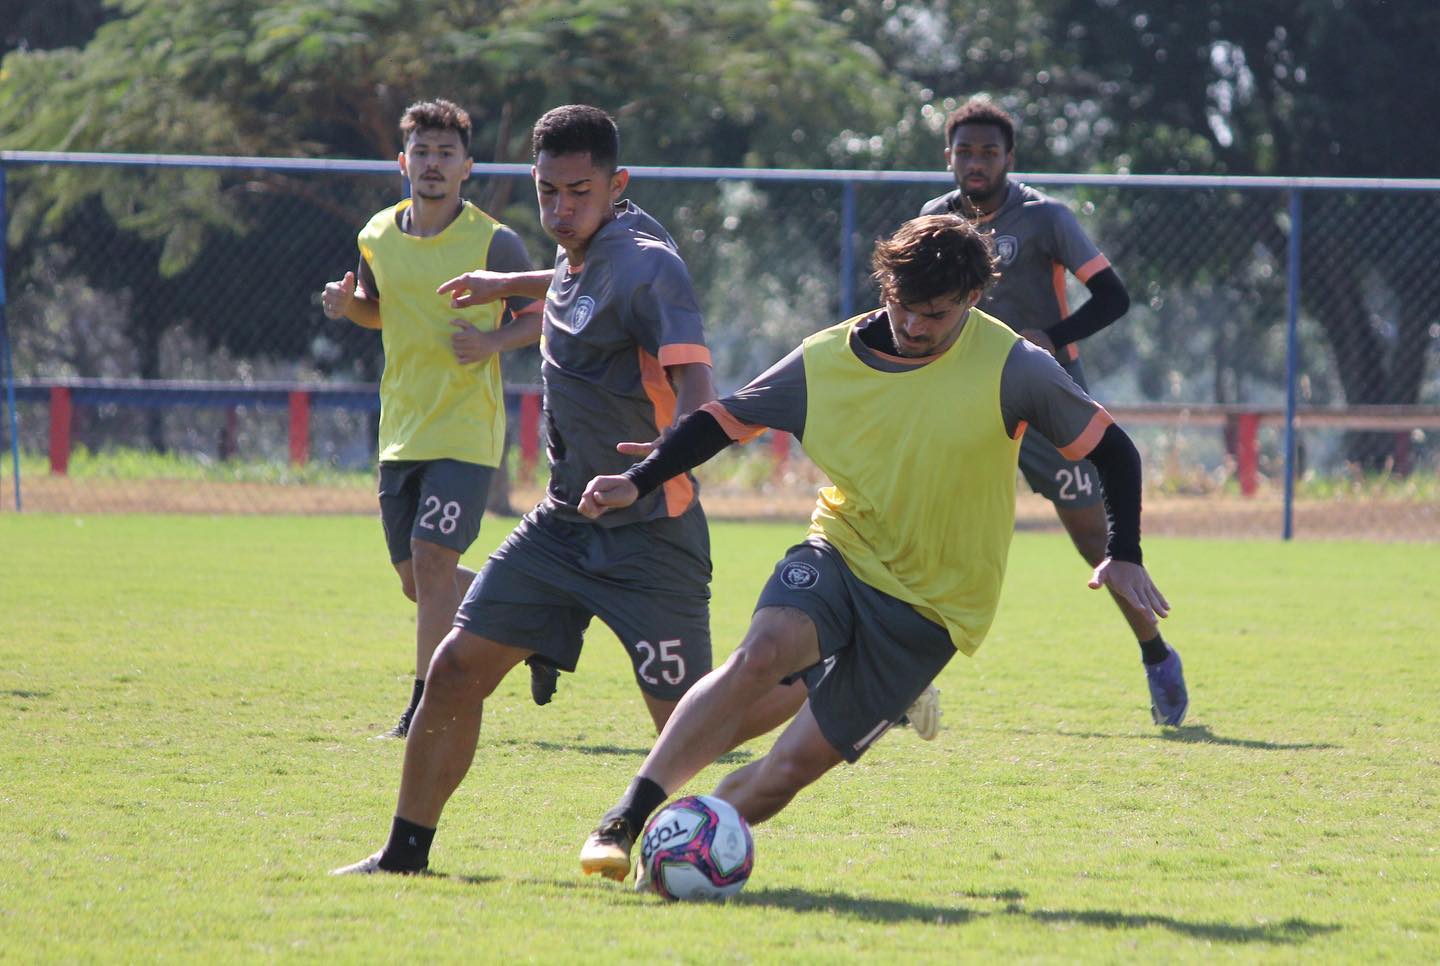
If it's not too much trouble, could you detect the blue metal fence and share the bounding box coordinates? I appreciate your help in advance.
[3,150,1439,535]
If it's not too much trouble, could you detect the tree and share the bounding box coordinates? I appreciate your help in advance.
[0,0,904,448]
[1055,0,1440,466]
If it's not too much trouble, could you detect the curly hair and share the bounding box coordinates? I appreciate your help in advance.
[871,215,999,306]
[399,98,472,151]
[943,97,1014,153]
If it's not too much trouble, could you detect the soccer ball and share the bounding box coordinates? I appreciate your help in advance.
[638,795,754,901]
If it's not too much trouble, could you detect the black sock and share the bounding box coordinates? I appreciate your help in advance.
[379,815,435,872]
[604,776,669,839]
[406,678,425,714]
[1139,634,1168,665]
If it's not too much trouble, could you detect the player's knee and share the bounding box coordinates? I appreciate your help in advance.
[427,633,499,701]
[758,748,825,799]
[726,634,790,691]
[410,541,459,591]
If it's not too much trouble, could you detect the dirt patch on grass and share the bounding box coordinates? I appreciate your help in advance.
[4,476,1436,540]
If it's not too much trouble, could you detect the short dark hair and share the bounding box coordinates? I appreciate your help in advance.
[871,214,999,306]
[399,98,472,151]
[531,104,620,170]
[944,97,1014,154]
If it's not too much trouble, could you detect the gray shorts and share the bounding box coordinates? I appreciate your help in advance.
[378,459,494,564]
[455,503,713,700]
[1019,356,1104,509]
[756,540,956,763]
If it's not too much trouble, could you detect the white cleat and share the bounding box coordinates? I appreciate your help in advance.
[903,683,942,740]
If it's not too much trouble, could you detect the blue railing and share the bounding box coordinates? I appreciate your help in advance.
[4,150,1440,531]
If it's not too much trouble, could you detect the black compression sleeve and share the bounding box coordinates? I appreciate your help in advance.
[1045,268,1130,348]
[1086,422,1143,565]
[623,409,734,497]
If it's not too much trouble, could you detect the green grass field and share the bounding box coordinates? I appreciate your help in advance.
[2,514,1437,961]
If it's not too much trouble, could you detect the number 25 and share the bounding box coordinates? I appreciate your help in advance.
[636,639,686,686]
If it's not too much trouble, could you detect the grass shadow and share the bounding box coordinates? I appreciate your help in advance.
[1023,907,1341,944]
[739,886,1340,945]
[495,737,754,763]
[1054,724,1339,751]
[2,689,53,699]
[736,886,977,924]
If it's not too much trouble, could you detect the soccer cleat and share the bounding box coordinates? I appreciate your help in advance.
[901,683,942,740]
[330,851,426,876]
[1145,646,1188,726]
[375,707,414,740]
[580,818,635,882]
[528,657,560,707]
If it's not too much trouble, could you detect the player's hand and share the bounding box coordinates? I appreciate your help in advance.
[578,475,639,519]
[322,271,357,319]
[1019,327,1057,358]
[615,439,659,458]
[1089,559,1170,624]
[450,319,496,365]
[437,270,510,309]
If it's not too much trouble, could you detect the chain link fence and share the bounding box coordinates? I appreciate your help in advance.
[2,154,1438,539]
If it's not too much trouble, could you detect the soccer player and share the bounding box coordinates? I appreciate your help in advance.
[333,104,802,876]
[321,99,541,739]
[576,214,1170,881]
[919,97,1186,725]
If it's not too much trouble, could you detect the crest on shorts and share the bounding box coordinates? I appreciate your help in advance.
[780,561,820,590]
[569,295,597,332]
[993,234,1019,265]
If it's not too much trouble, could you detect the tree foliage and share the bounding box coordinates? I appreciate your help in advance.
[2,0,1436,466]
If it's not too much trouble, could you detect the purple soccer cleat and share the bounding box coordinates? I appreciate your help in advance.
[1145,646,1188,726]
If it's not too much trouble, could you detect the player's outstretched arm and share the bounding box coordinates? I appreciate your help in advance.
[577,409,734,519]
[437,269,552,308]
[1088,559,1170,625]
[449,306,543,365]
[1078,419,1172,623]
[578,476,639,518]
[668,362,718,421]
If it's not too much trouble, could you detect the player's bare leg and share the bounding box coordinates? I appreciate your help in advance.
[640,678,807,739]
[638,607,820,794]
[1056,502,1187,724]
[334,629,529,875]
[379,541,471,738]
[711,700,844,824]
[396,630,529,826]
[581,607,819,880]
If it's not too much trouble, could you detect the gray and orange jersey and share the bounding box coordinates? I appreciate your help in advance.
[541,200,712,526]
[703,310,1110,458]
[919,181,1109,362]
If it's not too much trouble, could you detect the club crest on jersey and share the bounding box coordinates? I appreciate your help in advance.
[569,295,597,332]
[780,561,820,590]
[993,234,1019,265]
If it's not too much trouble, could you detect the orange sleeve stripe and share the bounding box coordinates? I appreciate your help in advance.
[1013,419,1028,442]
[658,343,713,368]
[1058,407,1114,461]
[701,401,767,444]
[1073,253,1111,284]
[638,349,695,515]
